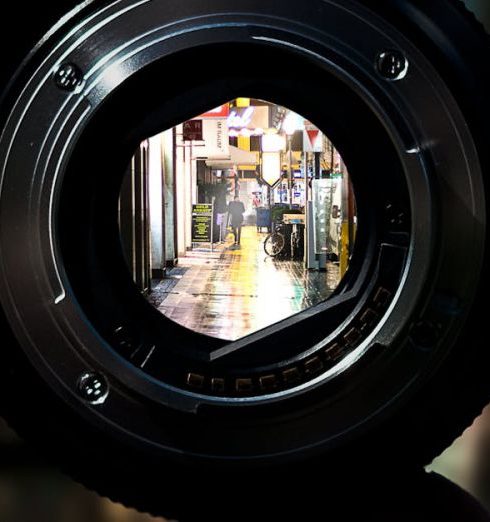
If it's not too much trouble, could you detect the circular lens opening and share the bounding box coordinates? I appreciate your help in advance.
[57,41,412,401]
[120,98,357,341]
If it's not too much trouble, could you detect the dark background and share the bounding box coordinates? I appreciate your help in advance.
[0,1,489,521]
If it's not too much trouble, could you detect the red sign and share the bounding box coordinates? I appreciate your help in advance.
[199,104,230,119]
[183,120,203,141]
[306,129,320,147]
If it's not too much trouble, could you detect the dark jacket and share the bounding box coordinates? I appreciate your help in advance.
[228,200,245,227]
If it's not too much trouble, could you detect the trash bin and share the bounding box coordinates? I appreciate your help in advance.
[291,224,305,261]
[256,207,271,232]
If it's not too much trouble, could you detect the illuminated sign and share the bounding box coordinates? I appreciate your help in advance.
[261,134,286,152]
[227,107,254,129]
[226,106,269,132]
[192,204,213,243]
[262,152,282,187]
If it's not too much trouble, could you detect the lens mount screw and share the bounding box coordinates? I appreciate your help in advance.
[54,63,85,92]
[376,50,408,81]
[410,321,440,351]
[77,372,109,405]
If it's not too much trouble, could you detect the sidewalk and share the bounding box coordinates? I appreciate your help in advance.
[151,226,340,340]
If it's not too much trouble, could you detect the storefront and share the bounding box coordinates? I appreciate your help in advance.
[119,98,356,296]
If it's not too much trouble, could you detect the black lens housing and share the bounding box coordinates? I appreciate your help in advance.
[58,40,410,400]
[0,0,488,518]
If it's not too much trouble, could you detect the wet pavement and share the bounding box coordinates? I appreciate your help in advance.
[150,226,340,340]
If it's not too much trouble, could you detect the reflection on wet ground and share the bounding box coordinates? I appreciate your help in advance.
[149,226,340,340]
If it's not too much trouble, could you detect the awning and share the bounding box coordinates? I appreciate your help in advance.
[205,146,258,169]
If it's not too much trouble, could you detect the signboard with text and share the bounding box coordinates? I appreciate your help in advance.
[192,119,230,160]
[183,120,203,141]
[227,106,269,130]
[191,204,213,243]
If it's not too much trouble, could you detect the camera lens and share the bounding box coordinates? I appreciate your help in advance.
[0,0,488,518]
[122,101,357,344]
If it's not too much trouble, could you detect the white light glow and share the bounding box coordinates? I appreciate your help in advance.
[262,133,286,152]
[282,111,304,136]
[227,106,254,129]
[262,152,282,186]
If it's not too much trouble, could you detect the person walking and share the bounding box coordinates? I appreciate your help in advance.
[228,196,246,246]
[252,193,262,232]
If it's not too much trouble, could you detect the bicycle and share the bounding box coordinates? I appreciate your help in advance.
[264,222,287,257]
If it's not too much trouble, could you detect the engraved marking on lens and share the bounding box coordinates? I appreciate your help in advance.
[140,345,156,369]
[113,327,133,351]
[130,343,143,360]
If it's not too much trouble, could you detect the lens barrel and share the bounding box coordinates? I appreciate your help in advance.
[0,0,488,518]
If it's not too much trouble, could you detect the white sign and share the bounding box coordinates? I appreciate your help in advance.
[228,107,254,128]
[303,127,324,153]
[262,152,282,187]
[261,134,286,153]
[227,106,269,130]
[193,119,230,160]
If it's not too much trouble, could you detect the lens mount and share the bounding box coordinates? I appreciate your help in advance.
[0,0,485,460]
